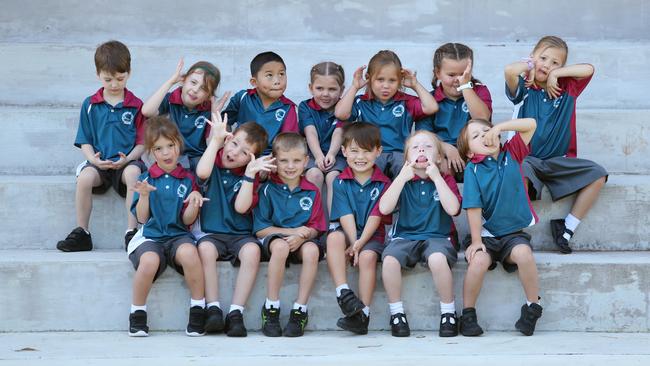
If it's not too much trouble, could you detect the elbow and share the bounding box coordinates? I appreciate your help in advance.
[585,63,595,76]
[424,104,438,115]
[234,204,248,215]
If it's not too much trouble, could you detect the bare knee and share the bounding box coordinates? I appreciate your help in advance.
[239,242,261,264]
[198,242,218,262]
[509,244,535,266]
[138,252,160,275]
[382,256,401,272]
[76,168,98,190]
[468,251,491,272]
[175,243,201,268]
[359,250,378,269]
[305,168,324,187]
[300,242,320,263]
[122,165,141,186]
[427,252,448,271]
[326,231,346,253]
[270,239,290,259]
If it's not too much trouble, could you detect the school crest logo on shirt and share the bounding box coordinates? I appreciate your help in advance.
[194,116,208,128]
[461,101,469,113]
[275,109,286,122]
[370,187,380,201]
[177,184,188,198]
[552,96,563,109]
[121,111,134,125]
[433,190,440,201]
[299,197,313,211]
[392,105,404,118]
[233,180,243,193]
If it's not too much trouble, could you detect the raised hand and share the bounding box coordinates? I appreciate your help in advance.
[525,59,536,88]
[133,177,157,196]
[546,71,562,99]
[482,126,501,148]
[401,68,418,89]
[457,59,473,85]
[352,66,368,90]
[425,160,442,180]
[397,160,416,182]
[245,153,276,178]
[206,111,231,143]
[183,191,210,208]
[211,91,232,115]
[170,58,184,85]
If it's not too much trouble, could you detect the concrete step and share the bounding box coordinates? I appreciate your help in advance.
[1,250,649,333]
[0,174,647,251]
[0,42,648,110]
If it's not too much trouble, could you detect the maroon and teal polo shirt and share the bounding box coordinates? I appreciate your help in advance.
[158,87,212,158]
[298,98,339,154]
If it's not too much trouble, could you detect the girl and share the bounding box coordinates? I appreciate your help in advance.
[417,43,492,178]
[335,50,438,178]
[300,61,347,212]
[126,116,208,337]
[505,36,607,254]
[378,130,461,337]
[142,59,230,171]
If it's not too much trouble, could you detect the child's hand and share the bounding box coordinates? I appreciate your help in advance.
[170,58,184,84]
[206,112,231,144]
[91,152,114,171]
[397,161,416,182]
[348,239,364,266]
[183,191,210,208]
[285,235,304,252]
[295,226,312,239]
[524,59,536,88]
[482,126,501,148]
[245,153,276,177]
[133,177,156,196]
[465,240,487,264]
[323,153,336,171]
[443,144,465,173]
[457,59,473,85]
[426,161,442,180]
[211,91,232,115]
[111,152,129,170]
[352,66,368,90]
[401,68,419,89]
[546,71,562,99]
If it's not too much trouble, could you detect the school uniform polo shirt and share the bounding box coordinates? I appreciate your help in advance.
[131,163,198,240]
[159,88,212,158]
[330,166,392,241]
[416,84,493,145]
[507,75,592,160]
[200,149,259,235]
[298,98,338,153]
[223,89,298,154]
[391,173,461,240]
[347,91,428,152]
[253,175,327,234]
[462,133,538,237]
[74,88,145,161]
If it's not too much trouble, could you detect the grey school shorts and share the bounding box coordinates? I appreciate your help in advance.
[261,233,324,265]
[375,151,405,180]
[462,231,532,273]
[522,156,608,201]
[382,237,457,269]
[306,154,347,173]
[77,159,146,197]
[128,234,196,280]
[197,233,261,266]
[326,227,385,258]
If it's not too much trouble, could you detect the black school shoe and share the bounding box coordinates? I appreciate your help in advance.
[337,289,365,317]
[124,229,138,252]
[128,310,149,337]
[439,312,459,337]
[186,306,206,336]
[550,219,573,254]
[515,303,543,336]
[460,307,484,336]
[337,312,369,335]
[261,305,282,337]
[224,310,247,337]
[57,227,92,252]
[205,306,224,333]
[390,313,410,337]
[284,308,308,337]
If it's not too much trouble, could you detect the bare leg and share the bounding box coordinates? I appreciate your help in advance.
[427,253,454,303]
[305,168,324,193]
[506,244,539,303]
[267,239,290,301]
[132,252,160,305]
[381,256,402,303]
[232,243,261,306]
[462,251,491,308]
[122,165,141,230]
[358,250,378,306]
[75,168,101,229]
[570,177,606,219]
[197,242,219,303]
[324,170,341,213]
[326,231,348,287]
[175,243,205,300]
[295,242,320,305]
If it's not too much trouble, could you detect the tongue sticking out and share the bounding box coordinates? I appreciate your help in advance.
[416,155,428,163]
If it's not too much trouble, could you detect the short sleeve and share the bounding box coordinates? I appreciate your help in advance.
[252,184,274,233]
[506,76,527,105]
[462,165,483,209]
[306,190,327,233]
[298,102,315,133]
[404,95,428,121]
[329,180,352,221]
[158,92,171,115]
[222,90,245,125]
[504,132,529,164]
[369,182,393,226]
[74,98,93,148]
[474,84,493,113]
[348,96,363,122]
[561,73,593,98]
[280,104,299,133]
[443,174,462,214]
[134,108,146,145]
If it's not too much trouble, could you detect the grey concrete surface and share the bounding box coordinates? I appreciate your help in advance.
[1,250,649,332]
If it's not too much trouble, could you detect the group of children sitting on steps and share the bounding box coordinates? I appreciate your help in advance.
[56,36,607,338]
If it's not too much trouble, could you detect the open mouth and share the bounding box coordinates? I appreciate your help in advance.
[415,155,428,164]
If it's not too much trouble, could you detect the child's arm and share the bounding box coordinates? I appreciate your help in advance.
[335,66,366,121]
[504,60,530,98]
[379,161,415,215]
[133,178,156,223]
[196,113,230,180]
[483,118,537,147]
[426,164,460,216]
[304,125,326,170]
[442,143,465,174]
[347,215,381,266]
[234,154,276,214]
[457,60,491,120]
[402,69,438,115]
[182,191,208,225]
[142,59,184,117]
[546,64,595,99]
[465,207,487,264]
[324,127,343,169]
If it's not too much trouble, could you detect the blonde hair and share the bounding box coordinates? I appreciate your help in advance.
[272,132,308,156]
[404,130,443,165]
[367,50,403,96]
[456,119,493,162]
[532,36,568,65]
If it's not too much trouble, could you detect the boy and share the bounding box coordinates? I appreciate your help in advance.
[253,133,327,337]
[57,40,146,252]
[222,51,298,154]
[456,118,542,336]
[194,113,273,337]
[326,122,391,335]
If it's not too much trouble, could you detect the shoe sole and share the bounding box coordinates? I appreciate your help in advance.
[515,321,534,336]
[336,318,368,335]
[439,330,459,337]
[262,330,282,337]
[339,304,364,317]
[226,330,247,337]
[185,330,206,337]
[461,329,484,336]
[550,221,572,254]
[56,245,92,252]
[128,330,148,337]
[391,331,410,337]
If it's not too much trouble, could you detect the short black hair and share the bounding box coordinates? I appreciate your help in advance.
[250,51,285,77]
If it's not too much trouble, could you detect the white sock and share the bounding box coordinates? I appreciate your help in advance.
[130,304,146,313]
[440,301,455,315]
[207,301,221,309]
[229,304,245,314]
[389,301,404,315]
[293,302,308,312]
[265,298,280,309]
[362,306,370,316]
[190,298,206,308]
[335,284,350,297]
[564,213,581,233]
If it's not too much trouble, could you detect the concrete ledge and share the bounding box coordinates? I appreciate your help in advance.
[1,250,649,332]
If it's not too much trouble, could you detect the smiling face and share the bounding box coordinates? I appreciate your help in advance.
[342,140,382,175]
[151,136,180,172]
[251,61,287,104]
[405,132,440,170]
[180,70,210,109]
[435,58,470,99]
[275,148,308,183]
[532,46,566,84]
[369,64,400,103]
[97,71,129,99]
[465,122,500,158]
[309,75,342,110]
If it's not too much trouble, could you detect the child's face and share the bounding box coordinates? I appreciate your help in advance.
[406,133,439,170]
[221,131,256,169]
[532,47,566,83]
[181,70,210,108]
[97,71,129,98]
[435,58,470,98]
[275,148,308,182]
[369,64,400,103]
[342,140,382,175]
[465,123,499,158]
[151,136,180,172]
[251,61,287,102]
[309,75,342,110]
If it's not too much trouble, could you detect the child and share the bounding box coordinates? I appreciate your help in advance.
[57,40,146,252]
[126,116,207,337]
[142,59,228,171]
[456,118,542,336]
[416,43,493,179]
[194,113,273,337]
[505,36,607,254]
[378,130,461,337]
[253,133,327,337]
[334,50,438,178]
[326,122,391,335]
[223,51,298,155]
[300,62,347,212]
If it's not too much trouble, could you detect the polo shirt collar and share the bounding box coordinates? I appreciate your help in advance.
[90,88,142,108]
[269,173,317,192]
[338,165,390,184]
[433,86,447,102]
[215,149,246,176]
[148,162,188,179]
[247,88,294,107]
[169,87,211,111]
[359,90,409,102]
[307,98,322,111]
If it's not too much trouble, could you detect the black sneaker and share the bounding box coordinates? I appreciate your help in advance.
[128,310,149,337]
[390,312,410,337]
[124,229,138,252]
[205,306,224,333]
[261,305,282,337]
[550,219,573,254]
[337,289,365,317]
[224,309,247,337]
[439,312,459,337]
[515,303,543,336]
[186,306,206,336]
[460,307,484,336]
[284,308,308,337]
[336,312,369,335]
[57,227,92,252]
